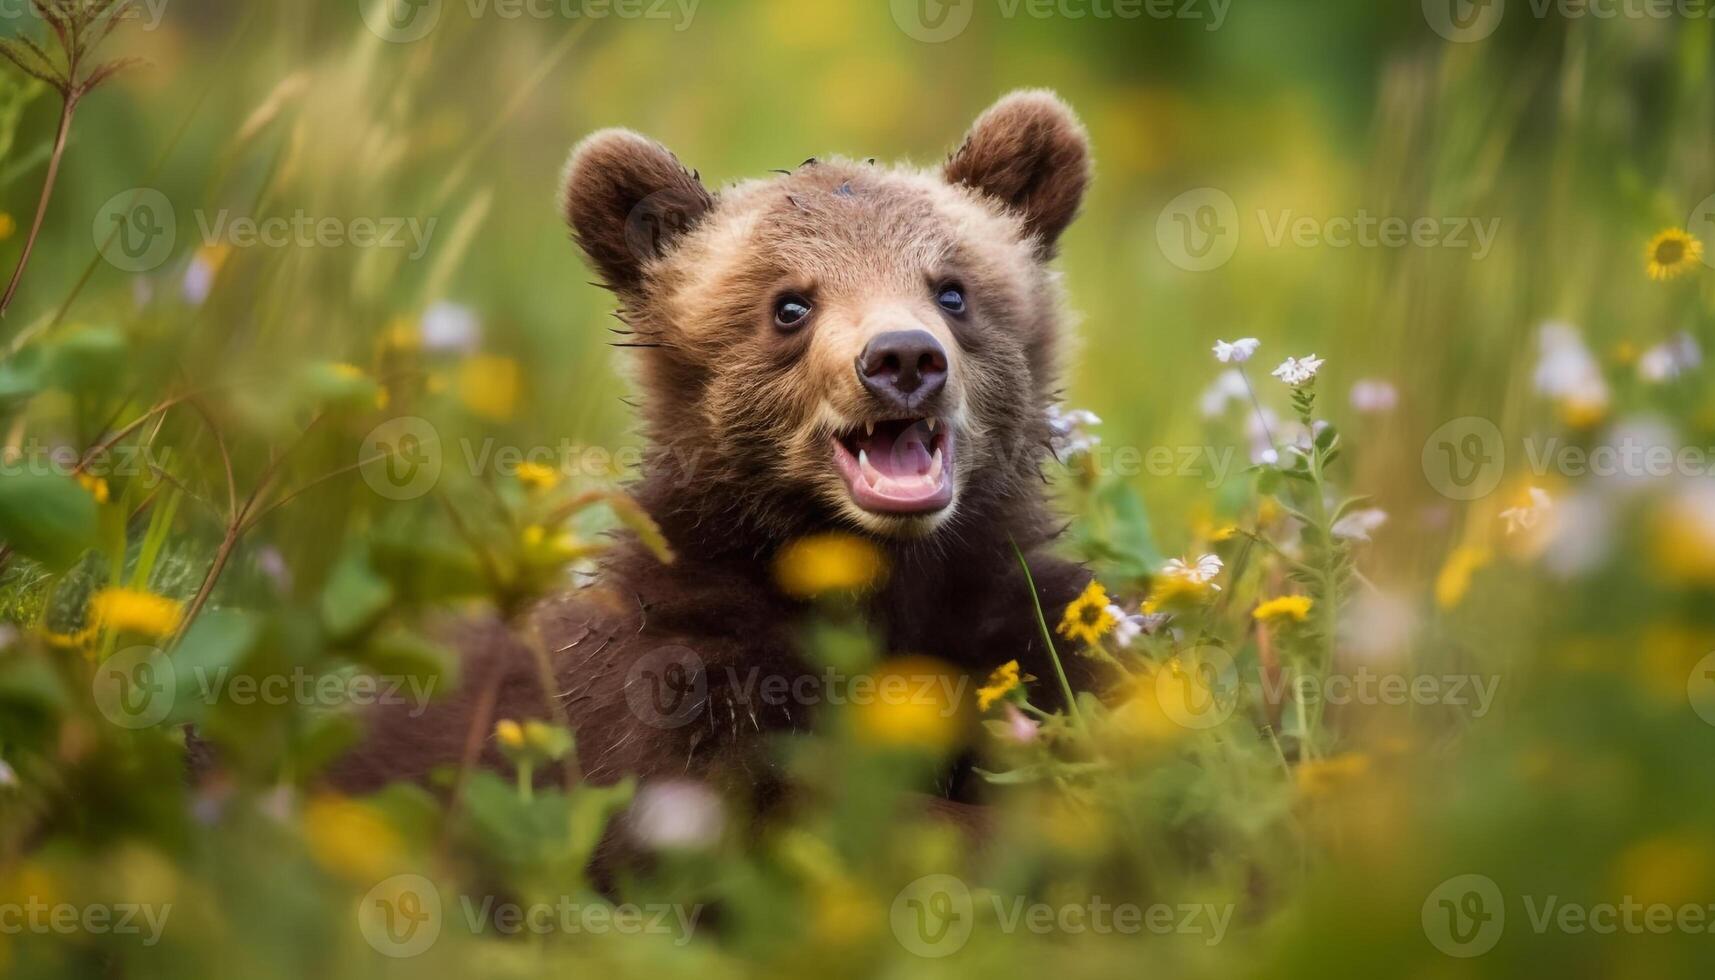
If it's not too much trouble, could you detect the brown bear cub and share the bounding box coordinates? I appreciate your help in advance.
[332,90,1100,819]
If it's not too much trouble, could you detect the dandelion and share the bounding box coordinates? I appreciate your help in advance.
[1349,379,1398,413]
[1212,337,1260,363]
[1435,545,1490,609]
[977,660,1025,711]
[90,588,183,638]
[1271,354,1325,387]
[75,472,110,504]
[1046,404,1102,460]
[1500,486,1553,535]
[514,460,562,492]
[774,533,887,599]
[1057,580,1117,646]
[1331,507,1388,542]
[1645,228,1703,281]
[494,719,525,750]
[302,795,402,882]
[456,354,521,421]
[1637,332,1702,383]
[852,657,963,752]
[1253,595,1313,624]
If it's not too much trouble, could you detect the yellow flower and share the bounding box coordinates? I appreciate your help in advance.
[1057,580,1116,645]
[456,355,521,421]
[1210,525,1238,542]
[851,657,963,753]
[1295,752,1372,797]
[0,212,14,240]
[976,659,1024,711]
[1253,595,1313,624]
[774,533,886,599]
[382,315,421,351]
[1646,228,1703,281]
[90,588,182,638]
[75,472,110,505]
[1434,546,1490,610]
[1611,834,1712,907]
[494,719,525,750]
[514,461,562,492]
[302,796,402,882]
[1558,394,1607,429]
[329,362,365,381]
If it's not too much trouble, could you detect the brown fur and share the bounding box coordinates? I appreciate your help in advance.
[330,90,1100,823]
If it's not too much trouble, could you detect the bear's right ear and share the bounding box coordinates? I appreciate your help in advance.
[560,129,713,293]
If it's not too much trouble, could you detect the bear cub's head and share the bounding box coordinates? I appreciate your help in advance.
[561,90,1090,545]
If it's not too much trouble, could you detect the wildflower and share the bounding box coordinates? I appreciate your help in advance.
[1499,486,1553,535]
[456,355,521,421]
[1295,752,1372,797]
[1650,486,1715,584]
[302,795,402,881]
[494,719,525,750]
[1002,703,1040,743]
[75,472,110,505]
[1637,332,1702,383]
[421,301,482,353]
[0,212,14,240]
[1434,545,1490,609]
[514,460,562,492]
[1253,595,1313,624]
[774,533,886,599]
[1331,507,1388,542]
[1164,553,1223,587]
[0,757,16,790]
[1271,354,1325,387]
[1144,555,1223,613]
[1057,580,1117,646]
[1349,379,1398,413]
[1046,404,1102,459]
[90,588,182,638]
[630,780,725,851]
[1200,369,1250,418]
[1645,228,1703,281]
[182,244,231,306]
[1212,337,1260,363]
[1107,604,1145,648]
[976,660,1024,711]
[381,315,421,351]
[1533,322,1610,422]
[852,657,963,753]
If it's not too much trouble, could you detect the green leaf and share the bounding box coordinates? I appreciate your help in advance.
[0,470,101,571]
[319,549,394,640]
[165,609,261,725]
[48,326,128,392]
[0,345,45,407]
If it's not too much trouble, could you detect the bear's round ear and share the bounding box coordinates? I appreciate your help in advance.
[943,90,1091,258]
[559,129,713,293]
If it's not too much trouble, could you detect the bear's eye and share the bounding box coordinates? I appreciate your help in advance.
[774,294,813,330]
[936,284,967,316]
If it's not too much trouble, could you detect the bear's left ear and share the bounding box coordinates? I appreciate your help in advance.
[560,129,713,294]
[943,90,1091,258]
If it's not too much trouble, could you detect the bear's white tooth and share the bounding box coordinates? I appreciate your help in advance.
[864,420,875,438]
[929,447,944,482]
[925,417,937,432]
[859,449,881,486]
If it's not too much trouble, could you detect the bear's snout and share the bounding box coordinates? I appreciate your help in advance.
[855,329,949,413]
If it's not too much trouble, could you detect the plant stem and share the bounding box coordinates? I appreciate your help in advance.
[0,92,76,318]
[1010,538,1086,734]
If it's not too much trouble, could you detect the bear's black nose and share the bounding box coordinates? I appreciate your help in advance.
[856,329,948,411]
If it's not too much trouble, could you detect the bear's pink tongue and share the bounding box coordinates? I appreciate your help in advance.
[862,422,932,478]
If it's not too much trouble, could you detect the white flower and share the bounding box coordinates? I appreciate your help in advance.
[1533,321,1609,410]
[1046,404,1102,459]
[1003,704,1040,744]
[1499,487,1553,535]
[1213,338,1260,363]
[1200,369,1250,418]
[1271,354,1325,387]
[1331,507,1389,542]
[1349,379,1398,413]
[1638,332,1702,383]
[421,301,482,353]
[1108,604,1142,648]
[630,780,724,850]
[1162,554,1223,590]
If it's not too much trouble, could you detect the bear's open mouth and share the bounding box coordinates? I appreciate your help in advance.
[831,417,954,515]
